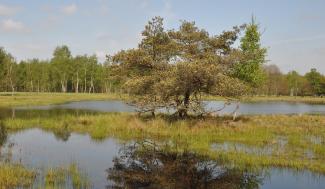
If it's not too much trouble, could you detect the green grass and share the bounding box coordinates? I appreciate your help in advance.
[43,163,91,189]
[0,92,126,107]
[3,113,325,174]
[205,95,325,104]
[0,163,36,189]
[0,162,91,189]
[1,92,324,108]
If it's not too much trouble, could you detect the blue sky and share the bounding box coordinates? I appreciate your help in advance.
[0,0,324,74]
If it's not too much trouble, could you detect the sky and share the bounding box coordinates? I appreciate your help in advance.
[0,0,324,74]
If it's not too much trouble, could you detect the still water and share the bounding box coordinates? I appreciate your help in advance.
[13,100,325,115]
[1,128,325,189]
[1,100,325,188]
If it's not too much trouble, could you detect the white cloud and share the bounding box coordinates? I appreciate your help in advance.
[61,4,77,15]
[95,50,108,62]
[0,4,20,16]
[0,19,28,33]
[7,43,53,61]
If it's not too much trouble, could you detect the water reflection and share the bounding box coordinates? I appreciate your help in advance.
[0,122,8,160]
[0,107,100,120]
[53,128,71,142]
[6,100,325,116]
[0,122,7,147]
[107,140,264,189]
[0,129,325,188]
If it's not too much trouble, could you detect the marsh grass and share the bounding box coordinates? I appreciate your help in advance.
[204,95,325,104]
[0,163,36,189]
[43,163,91,189]
[0,92,126,107]
[0,162,91,189]
[1,92,324,108]
[3,113,325,174]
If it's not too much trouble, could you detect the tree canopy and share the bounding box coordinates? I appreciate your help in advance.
[112,17,265,116]
[0,17,324,105]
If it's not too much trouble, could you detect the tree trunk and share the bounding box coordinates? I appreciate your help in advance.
[183,91,190,116]
[37,80,40,93]
[10,77,14,96]
[89,76,94,93]
[76,72,79,93]
[84,69,87,93]
[30,80,33,92]
[232,102,240,121]
[61,80,66,93]
[178,91,190,118]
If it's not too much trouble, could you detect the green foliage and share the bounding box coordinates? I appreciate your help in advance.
[0,17,324,98]
[305,68,324,95]
[0,163,36,189]
[4,113,325,174]
[114,17,249,116]
[44,164,91,189]
[233,18,267,87]
[0,47,16,93]
[258,64,325,96]
[0,46,118,93]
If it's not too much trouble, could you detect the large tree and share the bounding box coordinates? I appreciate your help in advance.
[51,45,72,93]
[0,47,16,94]
[112,17,253,117]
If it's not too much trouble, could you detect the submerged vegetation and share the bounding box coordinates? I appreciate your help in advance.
[43,163,91,189]
[0,162,91,189]
[2,113,325,174]
[0,163,36,189]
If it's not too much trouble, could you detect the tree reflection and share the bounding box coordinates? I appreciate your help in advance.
[53,128,71,142]
[0,122,7,147]
[0,122,8,160]
[107,140,264,189]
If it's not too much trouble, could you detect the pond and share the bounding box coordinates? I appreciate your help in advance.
[7,100,325,116]
[1,128,325,189]
[1,101,325,188]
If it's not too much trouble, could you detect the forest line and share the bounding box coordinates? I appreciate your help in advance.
[0,17,324,97]
[1,46,324,96]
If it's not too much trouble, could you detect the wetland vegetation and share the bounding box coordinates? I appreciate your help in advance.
[2,113,325,173]
[1,8,325,189]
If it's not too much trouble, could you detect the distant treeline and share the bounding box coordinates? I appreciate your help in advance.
[0,46,119,93]
[0,46,324,96]
[0,46,325,96]
[259,65,325,96]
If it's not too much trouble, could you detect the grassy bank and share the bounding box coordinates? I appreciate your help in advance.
[0,92,126,107]
[1,92,325,108]
[243,96,325,104]
[205,95,325,104]
[3,113,325,174]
